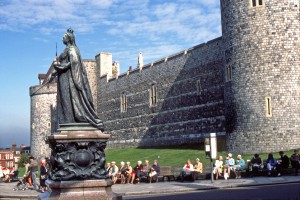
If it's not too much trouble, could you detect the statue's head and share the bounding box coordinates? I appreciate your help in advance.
[63,28,76,45]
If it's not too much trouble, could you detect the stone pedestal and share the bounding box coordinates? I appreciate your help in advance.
[40,123,122,200]
[39,179,122,200]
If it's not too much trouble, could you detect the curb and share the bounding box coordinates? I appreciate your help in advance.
[119,180,300,196]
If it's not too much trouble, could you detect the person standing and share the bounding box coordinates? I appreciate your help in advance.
[23,161,32,186]
[40,159,47,193]
[29,156,39,190]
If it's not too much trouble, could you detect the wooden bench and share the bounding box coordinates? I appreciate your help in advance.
[172,166,208,181]
[158,166,175,182]
[139,166,175,183]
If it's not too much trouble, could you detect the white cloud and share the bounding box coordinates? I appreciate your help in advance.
[0,0,221,71]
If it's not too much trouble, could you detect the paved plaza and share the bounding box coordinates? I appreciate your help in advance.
[0,175,300,199]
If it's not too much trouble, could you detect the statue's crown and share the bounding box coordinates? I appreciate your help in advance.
[67,28,74,34]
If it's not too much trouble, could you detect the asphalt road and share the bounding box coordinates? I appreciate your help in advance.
[124,183,300,200]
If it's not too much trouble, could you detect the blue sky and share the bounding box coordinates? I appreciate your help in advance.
[0,0,221,148]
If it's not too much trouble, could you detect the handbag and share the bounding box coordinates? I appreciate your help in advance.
[40,174,47,180]
[149,171,157,177]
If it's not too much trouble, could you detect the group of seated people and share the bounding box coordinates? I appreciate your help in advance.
[213,153,247,180]
[105,149,300,184]
[106,160,160,184]
[180,158,203,182]
[0,166,18,183]
[213,150,298,179]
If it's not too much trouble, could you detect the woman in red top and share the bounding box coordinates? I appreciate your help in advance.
[180,159,194,182]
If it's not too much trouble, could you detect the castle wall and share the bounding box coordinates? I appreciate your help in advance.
[98,38,226,148]
[222,0,300,153]
[30,84,57,159]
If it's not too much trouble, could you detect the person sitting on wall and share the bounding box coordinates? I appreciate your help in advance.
[250,154,263,177]
[106,162,111,174]
[290,149,300,176]
[180,159,194,182]
[109,161,119,182]
[149,160,160,183]
[223,156,230,180]
[130,161,143,184]
[124,162,132,184]
[277,151,289,175]
[191,158,203,181]
[0,165,3,182]
[213,156,223,180]
[224,153,235,179]
[4,168,15,183]
[266,153,278,176]
[141,160,151,181]
[235,155,245,179]
[116,161,126,184]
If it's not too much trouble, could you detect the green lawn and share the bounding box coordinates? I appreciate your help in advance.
[105,147,295,167]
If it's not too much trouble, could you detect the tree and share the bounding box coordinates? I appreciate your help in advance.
[17,153,29,168]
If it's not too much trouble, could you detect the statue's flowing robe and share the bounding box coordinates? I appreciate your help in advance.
[56,45,104,130]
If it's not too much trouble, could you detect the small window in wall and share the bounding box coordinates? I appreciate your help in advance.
[120,93,127,112]
[265,96,272,117]
[47,122,51,128]
[250,0,264,7]
[196,79,201,95]
[149,84,158,107]
[226,65,232,82]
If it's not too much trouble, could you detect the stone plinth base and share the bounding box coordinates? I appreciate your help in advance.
[39,179,122,200]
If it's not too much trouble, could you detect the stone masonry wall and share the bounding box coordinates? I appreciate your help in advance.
[30,84,57,159]
[222,0,300,153]
[98,38,226,148]
[83,60,98,111]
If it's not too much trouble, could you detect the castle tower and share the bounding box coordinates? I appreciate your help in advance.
[30,82,57,159]
[222,0,300,153]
